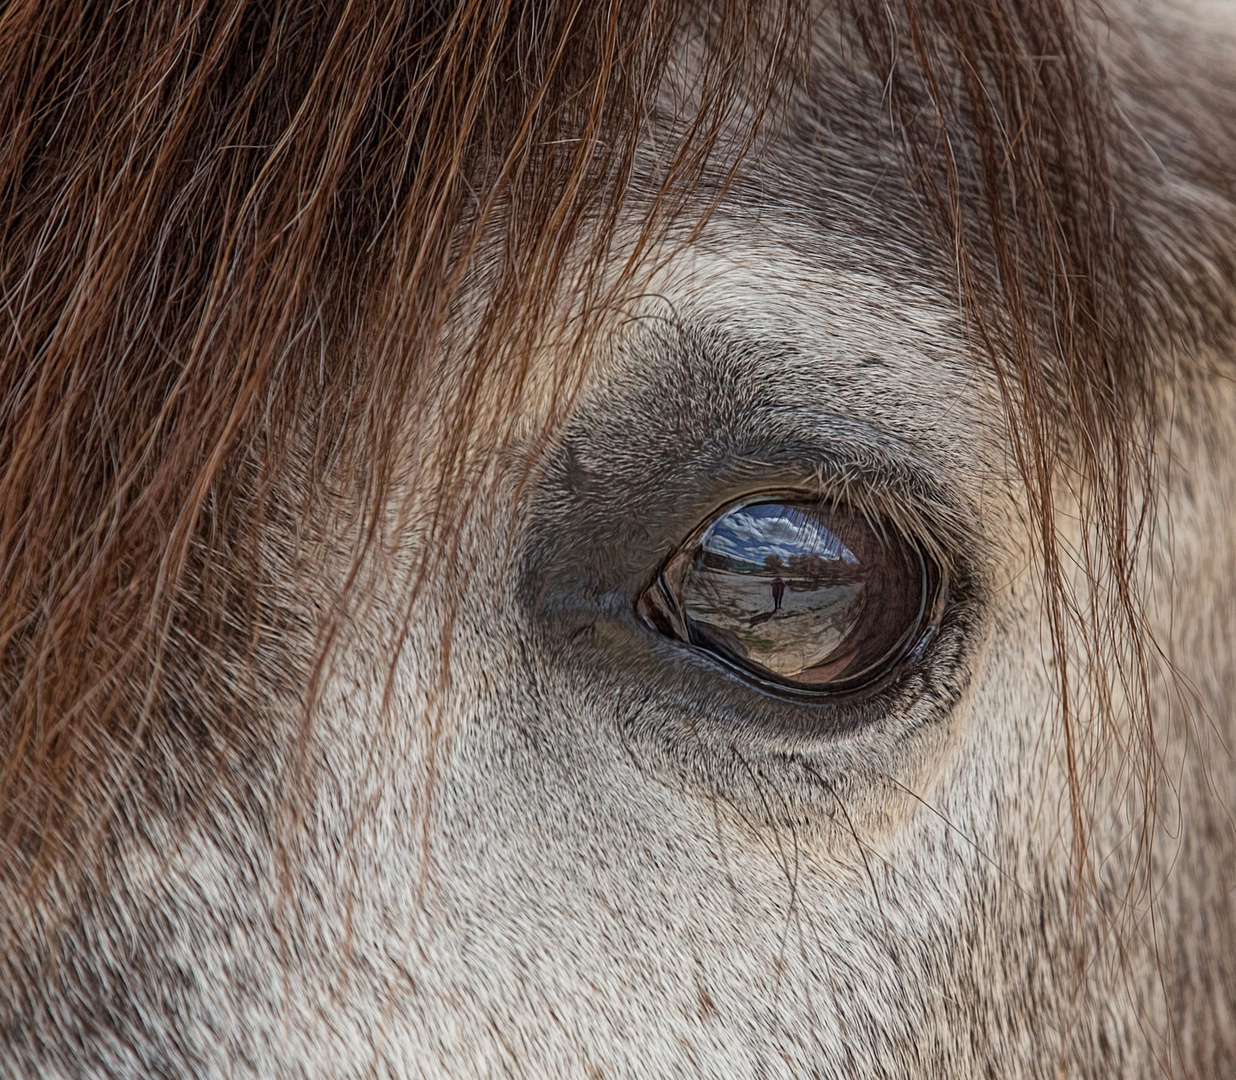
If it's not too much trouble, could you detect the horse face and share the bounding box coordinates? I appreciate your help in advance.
[288,40,1236,1080]
[395,244,1033,1072]
[4,1,1235,1077]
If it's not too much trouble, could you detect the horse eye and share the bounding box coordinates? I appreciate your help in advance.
[637,498,943,694]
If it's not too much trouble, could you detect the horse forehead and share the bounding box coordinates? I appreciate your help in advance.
[560,230,994,475]
[650,228,957,344]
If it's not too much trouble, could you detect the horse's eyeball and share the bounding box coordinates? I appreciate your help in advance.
[637,498,942,695]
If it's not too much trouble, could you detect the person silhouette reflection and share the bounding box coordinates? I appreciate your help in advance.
[748,560,788,629]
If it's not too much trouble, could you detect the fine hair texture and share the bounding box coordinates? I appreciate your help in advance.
[0,0,1214,947]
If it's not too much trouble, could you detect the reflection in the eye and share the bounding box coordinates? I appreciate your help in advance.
[641,498,933,692]
[684,503,868,681]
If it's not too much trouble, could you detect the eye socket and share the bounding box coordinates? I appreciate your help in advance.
[637,496,946,696]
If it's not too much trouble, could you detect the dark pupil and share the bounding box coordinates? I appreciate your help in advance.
[669,501,925,689]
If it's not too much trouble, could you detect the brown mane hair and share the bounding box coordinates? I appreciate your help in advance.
[0,0,1166,920]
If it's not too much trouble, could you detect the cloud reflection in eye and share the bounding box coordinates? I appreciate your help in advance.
[701,503,861,570]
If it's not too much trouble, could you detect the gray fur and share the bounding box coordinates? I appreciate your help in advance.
[3,0,1236,1076]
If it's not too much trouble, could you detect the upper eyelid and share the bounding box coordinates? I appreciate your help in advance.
[525,346,986,601]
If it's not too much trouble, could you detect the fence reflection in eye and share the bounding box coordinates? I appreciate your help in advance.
[638,499,940,693]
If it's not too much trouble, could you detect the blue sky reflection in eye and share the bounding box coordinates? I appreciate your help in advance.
[700,503,860,570]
